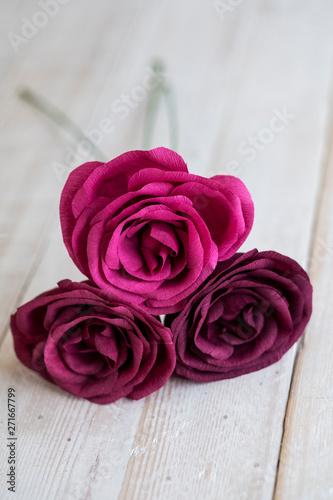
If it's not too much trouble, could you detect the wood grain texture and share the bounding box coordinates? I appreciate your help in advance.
[1,1,333,499]
[274,88,333,500]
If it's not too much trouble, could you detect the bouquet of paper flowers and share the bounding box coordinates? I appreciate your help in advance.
[10,146,312,404]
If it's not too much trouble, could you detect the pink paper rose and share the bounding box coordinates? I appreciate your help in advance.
[165,250,312,381]
[11,280,175,404]
[60,148,254,314]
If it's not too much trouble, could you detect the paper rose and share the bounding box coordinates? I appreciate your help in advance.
[60,147,254,314]
[10,280,176,404]
[165,249,312,381]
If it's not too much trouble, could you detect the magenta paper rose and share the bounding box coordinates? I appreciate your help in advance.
[165,250,312,381]
[10,280,175,404]
[60,148,254,314]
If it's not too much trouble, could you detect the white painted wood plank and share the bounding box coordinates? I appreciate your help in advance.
[0,0,157,342]
[113,3,333,499]
[0,1,332,500]
[274,103,333,500]
[0,224,148,500]
[0,4,263,499]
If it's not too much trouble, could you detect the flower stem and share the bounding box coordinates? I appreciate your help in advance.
[143,59,178,151]
[18,87,108,162]
[18,59,178,160]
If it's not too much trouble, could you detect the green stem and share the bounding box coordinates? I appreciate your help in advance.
[18,59,179,159]
[18,87,108,163]
[143,59,178,151]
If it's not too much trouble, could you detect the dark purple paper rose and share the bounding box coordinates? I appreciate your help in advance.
[165,250,312,381]
[60,147,254,314]
[11,280,176,404]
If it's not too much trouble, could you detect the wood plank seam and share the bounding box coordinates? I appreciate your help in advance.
[272,63,333,500]
[0,204,58,348]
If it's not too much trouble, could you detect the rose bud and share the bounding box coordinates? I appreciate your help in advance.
[11,280,176,404]
[60,147,254,314]
[165,249,312,381]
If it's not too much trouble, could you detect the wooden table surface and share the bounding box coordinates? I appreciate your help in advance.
[1,1,333,499]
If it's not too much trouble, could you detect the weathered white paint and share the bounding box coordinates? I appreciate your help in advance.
[1,1,333,499]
